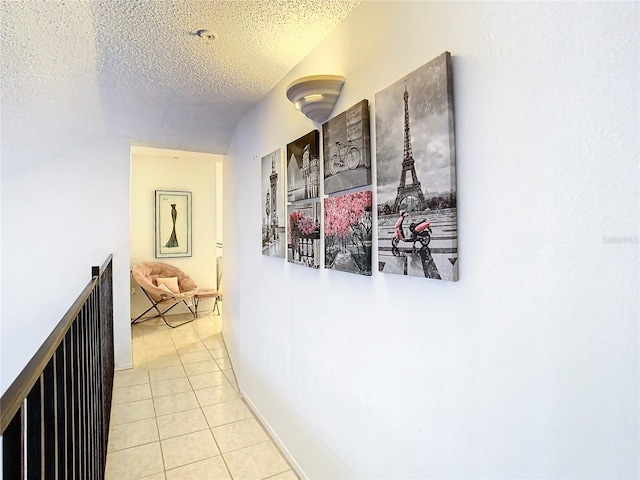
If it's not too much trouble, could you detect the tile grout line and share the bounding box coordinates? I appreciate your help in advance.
[142,313,166,480]
[112,312,296,480]
[207,413,235,480]
[180,312,230,478]
[151,312,227,478]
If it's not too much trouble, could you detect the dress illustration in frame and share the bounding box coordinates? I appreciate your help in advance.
[155,190,192,258]
[323,99,371,195]
[376,51,458,281]
[324,190,373,276]
[261,148,286,257]
[287,130,320,202]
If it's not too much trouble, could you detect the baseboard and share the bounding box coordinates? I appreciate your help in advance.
[239,386,308,480]
[114,362,133,371]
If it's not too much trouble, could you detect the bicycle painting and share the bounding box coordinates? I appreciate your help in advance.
[322,99,371,195]
[328,139,361,175]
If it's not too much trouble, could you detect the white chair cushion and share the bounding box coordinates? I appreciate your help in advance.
[157,276,180,293]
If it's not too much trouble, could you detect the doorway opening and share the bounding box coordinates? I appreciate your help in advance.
[129,146,224,334]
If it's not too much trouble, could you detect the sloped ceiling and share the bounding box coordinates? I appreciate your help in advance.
[1,0,359,175]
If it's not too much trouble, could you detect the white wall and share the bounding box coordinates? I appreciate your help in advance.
[1,138,132,392]
[224,2,639,478]
[130,146,222,317]
[1,0,134,391]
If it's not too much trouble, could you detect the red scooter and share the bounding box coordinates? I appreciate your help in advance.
[391,210,432,256]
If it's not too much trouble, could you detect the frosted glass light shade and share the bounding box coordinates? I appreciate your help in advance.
[286,75,345,123]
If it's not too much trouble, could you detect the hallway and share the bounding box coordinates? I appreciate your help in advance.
[105,309,297,480]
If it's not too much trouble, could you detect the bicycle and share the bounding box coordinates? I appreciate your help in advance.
[328,140,361,175]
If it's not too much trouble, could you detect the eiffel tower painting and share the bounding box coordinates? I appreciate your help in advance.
[392,85,428,213]
[375,51,459,282]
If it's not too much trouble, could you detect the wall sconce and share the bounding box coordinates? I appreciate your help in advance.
[286,75,345,123]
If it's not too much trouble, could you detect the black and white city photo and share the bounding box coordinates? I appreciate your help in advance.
[376,52,458,281]
[287,130,320,202]
[261,148,285,258]
[323,100,371,195]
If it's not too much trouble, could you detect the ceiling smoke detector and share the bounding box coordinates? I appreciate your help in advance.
[196,29,216,42]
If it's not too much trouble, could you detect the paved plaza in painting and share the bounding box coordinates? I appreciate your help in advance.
[378,208,458,280]
[262,231,285,257]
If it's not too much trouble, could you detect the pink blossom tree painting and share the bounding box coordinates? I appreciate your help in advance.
[287,202,321,268]
[324,191,372,276]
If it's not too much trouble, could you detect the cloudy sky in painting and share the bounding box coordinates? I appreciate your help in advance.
[261,148,285,227]
[375,53,456,205]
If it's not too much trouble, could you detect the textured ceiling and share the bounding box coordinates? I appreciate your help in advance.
[1,0,360,175]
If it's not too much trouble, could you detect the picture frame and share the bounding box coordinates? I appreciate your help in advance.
[262,148,286,258]
[287,201,321,269]
[155,190,192,258]
[376,51,458,281]
[287,130,320,202]
[325,190,373,276]
[323,99,371,195]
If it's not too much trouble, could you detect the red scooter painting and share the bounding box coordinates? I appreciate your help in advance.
[391,210,432,256]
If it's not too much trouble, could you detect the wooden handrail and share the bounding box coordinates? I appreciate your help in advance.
[93,253,113,278]
[0,254,112,434]
[0,277,98,434]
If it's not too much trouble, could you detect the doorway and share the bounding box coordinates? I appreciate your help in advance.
[129,146,224,325]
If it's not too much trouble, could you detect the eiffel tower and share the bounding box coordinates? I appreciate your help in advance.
[392,85,427,213]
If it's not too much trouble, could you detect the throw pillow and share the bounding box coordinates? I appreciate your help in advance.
[156,283,174,296]
[157,276,180,294]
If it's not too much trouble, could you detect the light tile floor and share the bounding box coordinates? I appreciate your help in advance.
[106,309,298,480]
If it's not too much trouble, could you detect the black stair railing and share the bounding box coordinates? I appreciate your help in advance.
[1,255,114,479]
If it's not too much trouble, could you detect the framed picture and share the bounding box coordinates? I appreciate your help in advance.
[287,202,321,268]
[155,190,192,258]
[376,51,458,281]
[262,148,286,258]
[323,99,371,195]
[287,130,320,202]
[325,191,373,276]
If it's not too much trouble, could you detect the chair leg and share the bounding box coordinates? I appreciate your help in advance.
[131,303,159,324]
[133,287,198,328]
[158,301,196,328]
[158,300,195,328]
[193,296,219,317]
[156,303,179,327]
[184,300,197,318]
[133,289,169,324]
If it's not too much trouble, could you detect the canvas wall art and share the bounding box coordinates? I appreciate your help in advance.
[287,202,321,269]
[155,190,192,258]
[287,130,320,202]
[324,191,373,276]
[375,51,458,281]
[323,100,371,195]
[261,148,285,257]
